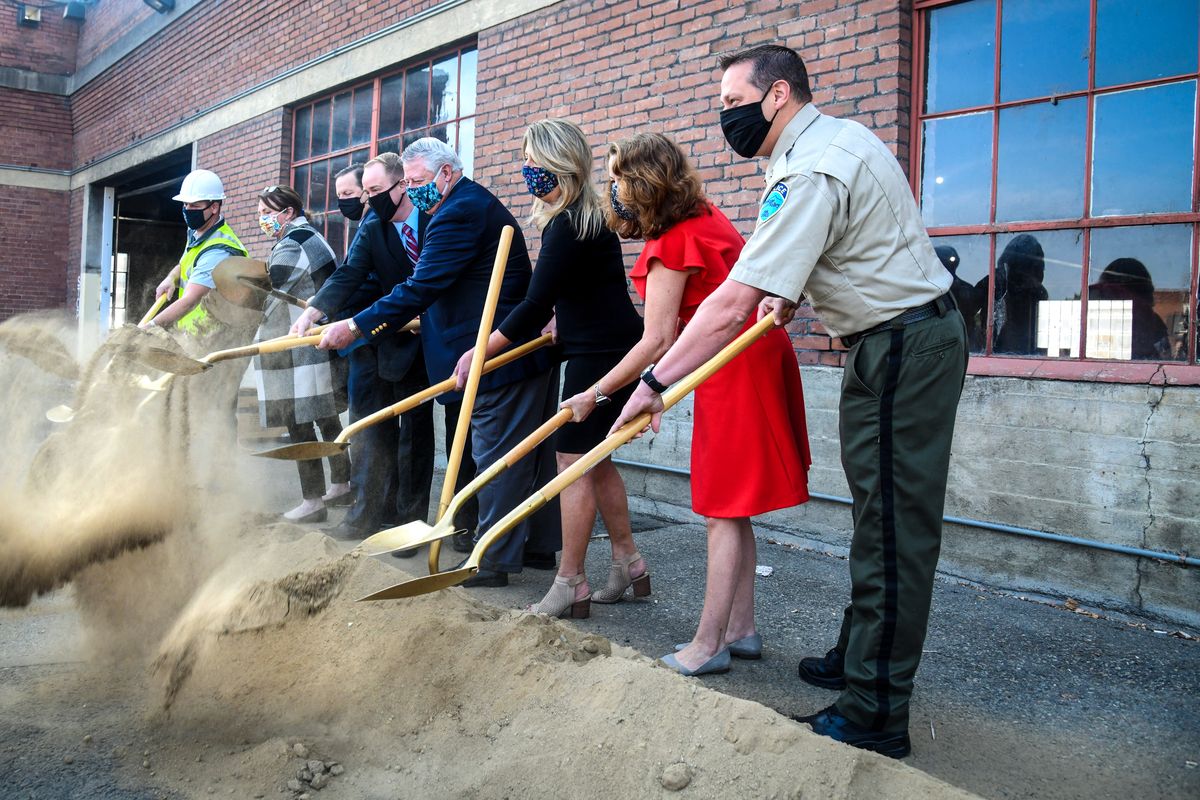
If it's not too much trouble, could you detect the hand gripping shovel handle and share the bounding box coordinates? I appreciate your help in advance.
[358,315,776,601]
[202,333,324,365]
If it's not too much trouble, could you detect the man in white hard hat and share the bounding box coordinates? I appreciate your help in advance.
[142,169,249,333]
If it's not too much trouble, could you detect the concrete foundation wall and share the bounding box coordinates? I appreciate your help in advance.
[613,368,1200,627]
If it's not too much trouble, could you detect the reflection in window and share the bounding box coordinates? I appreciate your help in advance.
[1095,0,1199,88]
[1088,225,1191,361]
[921,112,993,227]
[1091,81,1196,217]
[925,0,994,113]
[996,98,1086,222]
[999,0,1089,103]
[993,229,1082,357]
[930,234,991,353]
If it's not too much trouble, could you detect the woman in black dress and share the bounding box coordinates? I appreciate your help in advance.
[454,119,645,618]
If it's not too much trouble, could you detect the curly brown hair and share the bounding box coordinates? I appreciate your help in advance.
[605,133,707,241]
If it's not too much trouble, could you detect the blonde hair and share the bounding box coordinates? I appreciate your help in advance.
[523,119,606,239]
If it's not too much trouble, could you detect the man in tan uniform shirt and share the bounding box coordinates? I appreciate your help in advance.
[613,45,967,758]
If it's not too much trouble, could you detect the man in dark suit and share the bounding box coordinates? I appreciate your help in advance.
[293,152,438,544]
[318,137,561,587]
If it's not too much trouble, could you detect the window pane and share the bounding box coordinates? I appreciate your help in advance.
[326,217,346,261]
[993,229,1083,357]
[379,74,403,139]
[1091,81,1196,216]
[308,160,329,214]
[999,0,1089,103]
[459,49,477,117]
[326,153,349,211]
[925,0,995,113]
[293,106,312,161]
[921,112,993,227]
[1087,225,1192,361]
[377,136,401,156]
[432,54,459,123]
[331,92,351,152]
[404,65,432,132]
[931,234,992,353]
[352,87,374,146]
[293,164,310,211]
[996,97,1086,222]
[310,100,331,157]
[1095,0,1199,88]
[458,117,475,178]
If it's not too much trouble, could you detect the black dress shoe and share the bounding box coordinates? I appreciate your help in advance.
[522,551,557,570]
[792,705,911,759]
[798,647,846,690]
[326,520,372,541]
[461,568,508,588]
[451,531,474,554]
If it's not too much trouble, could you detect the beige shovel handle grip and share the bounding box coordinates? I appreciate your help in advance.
[337,332,554,443]
[541,315,775,500]
[203,334,322,364]
[139,294,170,327]
[464,407,574,496]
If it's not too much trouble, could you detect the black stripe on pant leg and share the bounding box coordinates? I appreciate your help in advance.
[872,326,905,729]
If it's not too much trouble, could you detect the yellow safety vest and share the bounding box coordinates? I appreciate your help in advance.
[176,221,247,334]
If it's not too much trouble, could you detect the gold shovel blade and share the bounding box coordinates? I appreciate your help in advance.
[359,520,449,557]
[252,440,350,461]
[131,347,212,375]
[357,567,475,601]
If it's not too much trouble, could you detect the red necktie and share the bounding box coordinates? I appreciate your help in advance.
[402,222,419,264]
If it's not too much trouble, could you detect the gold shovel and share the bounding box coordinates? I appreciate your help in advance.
[358,315,777,602]
[360,407,573,556]
[251,332,554,462]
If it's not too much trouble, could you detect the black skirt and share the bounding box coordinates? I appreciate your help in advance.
[556,351,637,454]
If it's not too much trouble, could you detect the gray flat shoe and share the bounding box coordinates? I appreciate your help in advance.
[675,632,762,660]
[659,649,731,676]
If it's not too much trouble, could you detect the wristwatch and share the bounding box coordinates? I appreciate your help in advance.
[346,317,362,339]
[593,383,611,407]
[640,364,669,394]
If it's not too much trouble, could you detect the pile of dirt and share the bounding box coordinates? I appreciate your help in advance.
[136,530,976,799]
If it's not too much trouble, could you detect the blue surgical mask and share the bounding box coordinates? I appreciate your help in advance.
[522,165,559,198]
[609,181,636,221]
[408,172,446,213]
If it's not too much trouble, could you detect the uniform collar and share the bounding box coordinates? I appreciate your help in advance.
[767,103,822,175]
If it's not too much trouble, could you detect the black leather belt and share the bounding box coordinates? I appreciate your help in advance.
[840,293,954,348]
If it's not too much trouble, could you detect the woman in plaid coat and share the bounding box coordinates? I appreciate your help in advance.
[254,185,351,523]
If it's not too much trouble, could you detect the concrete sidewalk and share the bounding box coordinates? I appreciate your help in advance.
[440,511,1199,800]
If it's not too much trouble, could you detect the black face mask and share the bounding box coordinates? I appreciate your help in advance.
[720,94,780,158]
[182,202,212,230]
[367,179,403,221]
[338,196,365,222]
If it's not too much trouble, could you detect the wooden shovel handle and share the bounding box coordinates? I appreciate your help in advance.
[203,334,323,364]
[460,407,574,499]
[138,294,170,327]
[337,332,554,443]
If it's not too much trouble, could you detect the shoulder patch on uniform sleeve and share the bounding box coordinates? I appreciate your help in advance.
[758,181,788,224]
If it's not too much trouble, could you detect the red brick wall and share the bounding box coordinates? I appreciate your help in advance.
[0,4,78,74]
[195,109,293,262]
[477,0,914,365]
[74,0,155,68]
[0,187,71,320]
[0,87,72,170]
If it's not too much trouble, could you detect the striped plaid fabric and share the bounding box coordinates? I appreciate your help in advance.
[252,218,339,427]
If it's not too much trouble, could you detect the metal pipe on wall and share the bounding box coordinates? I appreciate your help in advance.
[611,457,1199,568]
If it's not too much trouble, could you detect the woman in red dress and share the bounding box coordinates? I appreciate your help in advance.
[563,133,811,676]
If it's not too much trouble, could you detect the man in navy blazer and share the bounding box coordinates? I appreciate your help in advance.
[319,137,561,586]
[295,153,437,543]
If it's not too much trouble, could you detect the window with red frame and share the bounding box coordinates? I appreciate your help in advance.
[913,0,1198,365]
[289,44,478,258]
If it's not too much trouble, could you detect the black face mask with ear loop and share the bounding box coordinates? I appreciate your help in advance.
[719,91,781,158]
[182,202,213,230]
[338,196,365,221]
[367,179,404,221]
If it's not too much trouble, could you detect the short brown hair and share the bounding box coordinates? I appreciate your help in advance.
[719,44,813,104]
[364,151,404,181]
[258,184,305,217]
[606,133,706,241]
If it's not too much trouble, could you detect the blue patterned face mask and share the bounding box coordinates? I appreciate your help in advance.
[408,173,445,213]
[610,181,637,221]
[522,165,559,198]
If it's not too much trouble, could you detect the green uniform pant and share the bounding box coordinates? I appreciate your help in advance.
[833,307,967,732]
